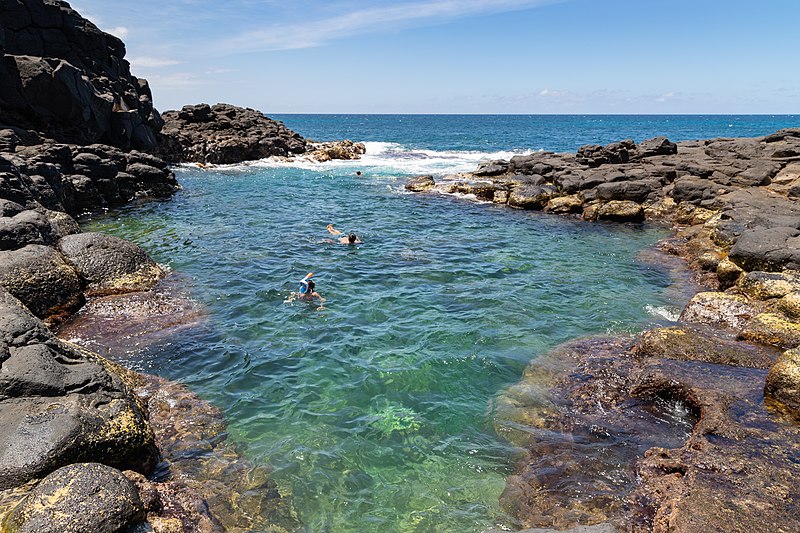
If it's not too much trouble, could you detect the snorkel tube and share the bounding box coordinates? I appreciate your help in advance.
[298,272,314,294]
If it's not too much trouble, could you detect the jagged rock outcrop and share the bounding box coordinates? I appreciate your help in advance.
[152,103,308,164]
[0,0,163,150]
[1,137,179,219]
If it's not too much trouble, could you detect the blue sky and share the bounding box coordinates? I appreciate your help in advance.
[71,0,799,114]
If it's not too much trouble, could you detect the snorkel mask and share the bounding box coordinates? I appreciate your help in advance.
[298,272,314,294]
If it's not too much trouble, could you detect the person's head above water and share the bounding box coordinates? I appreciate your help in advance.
[298,272,314,294]
[348,233,357,244]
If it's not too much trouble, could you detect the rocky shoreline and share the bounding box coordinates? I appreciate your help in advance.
[0,1,312,531]
[405,131,800,531]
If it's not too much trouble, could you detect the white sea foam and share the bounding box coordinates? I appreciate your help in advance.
[179,142,532,177]
[645,304,680,322]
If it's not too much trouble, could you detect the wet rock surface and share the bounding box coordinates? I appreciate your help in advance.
[496,335,800,532]
[55,274,206,359]
[152,103,308,164]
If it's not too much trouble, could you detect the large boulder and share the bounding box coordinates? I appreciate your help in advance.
[58,232,164,296]
[634,136,678,159]
[0,243,83,319]
[595,200,644,222]
[0,288,158,489]
[2,462,145,533]
[728,227,800,272]
[0,0,162,150]
[737,271,800,300]
[679,291,756,331]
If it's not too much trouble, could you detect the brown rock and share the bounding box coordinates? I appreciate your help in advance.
[545,194,583,214]
[635,325,778,368]
[739,313,800,349]
[778,291,800,320]
[596,200,644,222]
[404,175,435,192]
[679,291,756,331]
[765,348,800,414]
[737,270,800,300]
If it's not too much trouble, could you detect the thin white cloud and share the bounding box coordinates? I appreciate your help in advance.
[657,91,675,103]
[130,56,182,69]
[107,26,129,38]
[220,0,556,52]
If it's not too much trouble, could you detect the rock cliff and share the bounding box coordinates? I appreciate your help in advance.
[0,0,163,150]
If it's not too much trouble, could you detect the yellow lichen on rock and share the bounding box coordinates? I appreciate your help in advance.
[545,194,583,213]
[765,348,800,414]
[737,271,800,300]
[778,292,800,320]
[739,313,800,349]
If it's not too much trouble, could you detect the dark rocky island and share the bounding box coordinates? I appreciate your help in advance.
[406,132,800,531]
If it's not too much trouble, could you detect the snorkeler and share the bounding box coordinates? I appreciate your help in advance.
[326,224,363,245]
[285,272,325,306]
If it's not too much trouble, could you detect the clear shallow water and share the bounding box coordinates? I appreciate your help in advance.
[80,115,797,532]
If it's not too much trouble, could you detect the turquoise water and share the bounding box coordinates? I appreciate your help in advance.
[80,115,797,532]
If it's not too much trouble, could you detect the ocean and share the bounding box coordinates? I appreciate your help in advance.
[80,114,797,532]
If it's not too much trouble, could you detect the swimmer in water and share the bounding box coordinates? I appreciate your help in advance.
[326,224,363,245]
[285,272,325,308]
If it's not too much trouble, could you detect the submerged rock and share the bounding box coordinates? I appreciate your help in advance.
[55,274,205,358]
[134,374,301,532]
[496,334,800,532]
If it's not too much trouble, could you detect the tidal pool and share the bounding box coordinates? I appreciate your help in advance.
[81,163,683,532]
